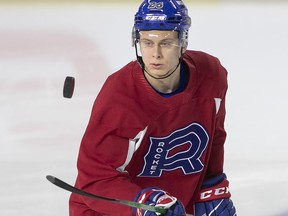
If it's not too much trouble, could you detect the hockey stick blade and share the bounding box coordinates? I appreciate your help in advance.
[46,175,167,214]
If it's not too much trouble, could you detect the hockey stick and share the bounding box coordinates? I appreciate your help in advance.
[46,175,167,214]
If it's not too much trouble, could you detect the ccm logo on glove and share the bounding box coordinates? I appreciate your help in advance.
[197,179,231,202]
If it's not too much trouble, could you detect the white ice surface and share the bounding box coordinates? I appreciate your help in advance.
[0,2,288,216]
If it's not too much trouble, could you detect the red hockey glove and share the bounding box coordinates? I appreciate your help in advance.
[133,187,186,216]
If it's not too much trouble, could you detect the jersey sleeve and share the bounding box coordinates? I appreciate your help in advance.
[69,66,144,215]
[204,57,228,181]
[73,117,141,215]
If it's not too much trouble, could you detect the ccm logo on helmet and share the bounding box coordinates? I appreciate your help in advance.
[145,15,166,21]
[148,1,164,9]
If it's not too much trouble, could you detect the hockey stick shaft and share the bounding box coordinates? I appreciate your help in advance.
[46,175,166,214]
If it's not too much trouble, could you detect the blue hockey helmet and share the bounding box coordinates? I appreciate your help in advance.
[133,0,191,48]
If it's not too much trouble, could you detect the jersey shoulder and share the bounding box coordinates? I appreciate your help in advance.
[184,50,228,98]
[184,50,226,74]
[90,61,145,128]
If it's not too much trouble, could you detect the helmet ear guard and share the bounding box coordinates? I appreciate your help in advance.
[131,27,140,47]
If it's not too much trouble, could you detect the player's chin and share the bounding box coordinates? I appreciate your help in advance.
[147,68,169,78]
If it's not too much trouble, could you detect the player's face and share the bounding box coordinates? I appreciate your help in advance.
[139,30,183,79]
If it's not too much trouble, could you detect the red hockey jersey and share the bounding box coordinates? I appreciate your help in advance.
[69,50,228,215]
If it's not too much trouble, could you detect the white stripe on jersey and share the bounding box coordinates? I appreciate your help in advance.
[117,126,148,172]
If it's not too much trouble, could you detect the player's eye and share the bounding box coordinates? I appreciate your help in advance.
[140,40,154,47]
[160,42,172,47]
[160,40,178,48]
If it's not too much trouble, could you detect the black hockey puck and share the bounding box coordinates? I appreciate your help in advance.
[63,76,75,98]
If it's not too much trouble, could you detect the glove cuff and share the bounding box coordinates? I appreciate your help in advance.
[196,179,231,202]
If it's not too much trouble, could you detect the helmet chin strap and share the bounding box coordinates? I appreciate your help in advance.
[134,41,184,80]
[143,58,182,80]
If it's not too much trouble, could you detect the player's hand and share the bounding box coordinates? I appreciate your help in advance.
[133,187,186,216]
[194,198,236,216]
[194,174,237,216]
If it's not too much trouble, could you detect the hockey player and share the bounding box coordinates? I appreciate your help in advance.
[69,0,237,215]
